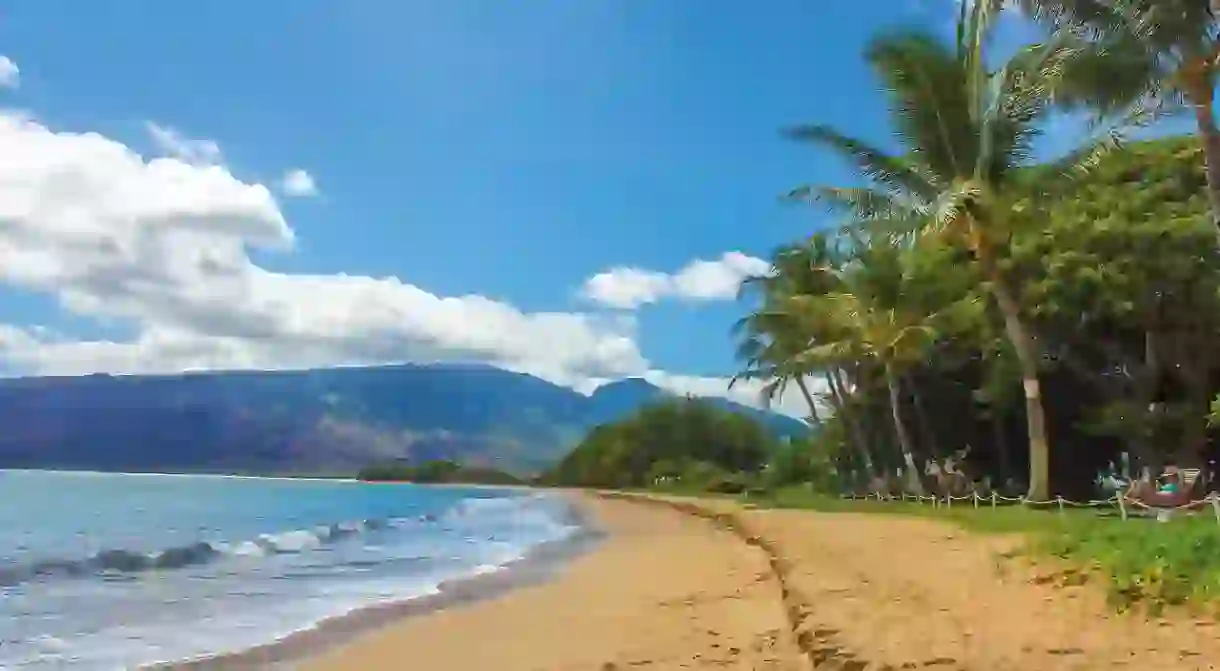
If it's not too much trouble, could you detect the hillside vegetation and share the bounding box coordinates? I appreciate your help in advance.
[542,397,782,492]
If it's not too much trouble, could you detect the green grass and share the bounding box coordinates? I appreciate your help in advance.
[746,485,1220,615]
[751,485,1087,533]
[1034,516,1220,615]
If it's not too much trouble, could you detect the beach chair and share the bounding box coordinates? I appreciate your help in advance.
[1123,467,1204,520]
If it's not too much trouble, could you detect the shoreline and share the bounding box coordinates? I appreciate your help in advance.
[295,492,805,671]
[149,491,1220,670]
[150,492,603,671]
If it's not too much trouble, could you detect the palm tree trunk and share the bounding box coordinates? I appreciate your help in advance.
[884,362,924,495]
[904,372,938,459]
[1176,330,1213,468]
[979,249,1051,501]
[991,410,1011,483]
[1190,82,1220,244]
[793,376,823,428]
[825,370,877,480]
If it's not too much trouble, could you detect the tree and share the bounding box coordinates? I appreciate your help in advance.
[768,135,1219,500]
[783,242,980,495]
[543,398,778,490]
[784,0,1081,499]
[733,234,880,481]
[1015,0,1220,241]
[1012,137,1220,468]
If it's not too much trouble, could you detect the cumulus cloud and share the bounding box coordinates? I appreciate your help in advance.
[581,252,771,310]
[280,168,318,197]
[0,56,19,89]
[0,112,647,384]
[145,122,222,165]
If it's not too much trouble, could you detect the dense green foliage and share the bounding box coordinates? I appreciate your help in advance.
[731,0,1220,503]
[542,398,780,492]
[357,460,524,485]
[746,137,1220,501]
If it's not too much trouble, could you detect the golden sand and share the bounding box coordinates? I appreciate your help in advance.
[298,493,1220,670]
[299,495,804,671]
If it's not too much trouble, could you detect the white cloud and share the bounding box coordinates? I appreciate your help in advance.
[0,56,19,89]
[581,252,771,309]
[580,267,671,310]
[280,168,318,197]
[0,112,647,385]
[145,122,222,165]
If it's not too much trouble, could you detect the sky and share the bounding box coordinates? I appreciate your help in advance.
[0,1,1130,417]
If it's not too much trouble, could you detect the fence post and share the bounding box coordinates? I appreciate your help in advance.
[973,492,979,509]
[1211,495,1220,527]
[1056,496,1065,517]
[946,495,952,509]
[1117,493,1128,522]
[991,491,997,510]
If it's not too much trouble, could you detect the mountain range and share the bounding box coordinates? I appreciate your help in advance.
[0,364,807,475]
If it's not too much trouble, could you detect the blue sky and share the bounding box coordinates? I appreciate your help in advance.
[0,0,1155,414]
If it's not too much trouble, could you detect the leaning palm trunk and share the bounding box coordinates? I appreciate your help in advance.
[825,370,877,482]
[905,373,938,460]
[793,376,823,428]
[978,248,1050,501]
[884,362,924,495]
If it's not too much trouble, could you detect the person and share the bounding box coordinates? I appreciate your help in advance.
[1157,465,1181,496]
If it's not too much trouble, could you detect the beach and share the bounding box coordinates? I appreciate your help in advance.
[298,493,804,671]
[288,492,1220,671]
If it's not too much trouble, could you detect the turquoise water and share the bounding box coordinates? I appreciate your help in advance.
[0,470,581,669]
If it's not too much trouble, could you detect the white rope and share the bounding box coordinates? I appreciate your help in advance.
[838,491,1220,520]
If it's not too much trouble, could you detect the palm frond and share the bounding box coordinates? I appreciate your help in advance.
[866,28,977,180]
[1052,94,1167,180]
[931,180,983,239]
[782,124,940,200]
[786,185,911,221]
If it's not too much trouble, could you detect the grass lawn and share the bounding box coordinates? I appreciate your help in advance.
[747,485,1220,614]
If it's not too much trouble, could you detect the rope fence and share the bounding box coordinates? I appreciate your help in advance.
[840,490,1220,524]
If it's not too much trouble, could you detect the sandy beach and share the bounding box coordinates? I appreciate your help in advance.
[291,492,1220,671]
[299,493,804,671]
[623,495,1220,670]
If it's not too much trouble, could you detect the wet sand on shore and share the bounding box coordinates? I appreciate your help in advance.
[298,494,804,671]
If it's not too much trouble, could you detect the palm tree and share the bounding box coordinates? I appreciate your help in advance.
[783,244,981,496]
[732,236,881,480]
[1015,0,1220,241]
[783,0,1077,499]
[732,305,826,427]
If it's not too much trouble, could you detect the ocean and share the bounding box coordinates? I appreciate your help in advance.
[0,470,587,669]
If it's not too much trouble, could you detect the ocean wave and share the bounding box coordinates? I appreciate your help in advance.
[0,494,578,591]
[0,517,403,587]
